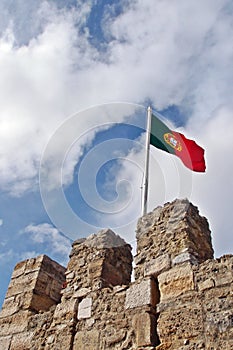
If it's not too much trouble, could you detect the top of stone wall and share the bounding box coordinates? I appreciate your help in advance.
[136,198,195,237]
[134,199,214,280]
[72,228,130,250]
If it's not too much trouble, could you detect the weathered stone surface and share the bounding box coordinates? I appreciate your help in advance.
[0,311,34,337]
[158,302,204,342]
[73,287,91,298]
[172,251,198,266]
[158,263,195,300]
[133,312,159,347]
[1,255,66,317]
[144,253,171,277]
[198,278,215,291]
[73,330,100,350]
[125,278,159,309]
[0,335,11,350]
[10,332,34,350]
[78,297,92,319]
[135,199,213,280]
[68,229,133,292]
[53,298,78,321]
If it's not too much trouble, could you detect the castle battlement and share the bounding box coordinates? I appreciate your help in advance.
[0,199,232,350]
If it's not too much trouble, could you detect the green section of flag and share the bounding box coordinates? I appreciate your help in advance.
[150,114,175,154]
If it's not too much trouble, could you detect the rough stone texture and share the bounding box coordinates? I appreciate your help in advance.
[135,198,213,280]
[0,254,66,349]
[133,312,159,347]
[0,199,232,350]
[125,278,159,309]
[1,255,66,315]
[158,263,195,300]
[68,228,133,291]
[144,253,171,277]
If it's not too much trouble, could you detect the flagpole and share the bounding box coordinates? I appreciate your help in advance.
[142,106,152,216]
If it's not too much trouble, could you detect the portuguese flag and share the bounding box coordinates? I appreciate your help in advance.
[150,114,206,172]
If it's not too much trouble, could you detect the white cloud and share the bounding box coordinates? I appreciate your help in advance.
[0,249,14,263]
[0,219,3,226]
[0,0,232,196]
[22,223,72,260]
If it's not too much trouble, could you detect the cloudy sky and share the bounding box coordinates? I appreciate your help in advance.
[0,0,233,307]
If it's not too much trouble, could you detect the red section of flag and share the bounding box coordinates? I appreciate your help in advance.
[172,131,206,172]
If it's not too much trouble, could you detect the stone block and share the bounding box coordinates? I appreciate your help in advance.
[125,278,159,309]
[198,278,215,292]
[158,263,195,301]
[172,252,198,266]
[0,304,19,318]
[214,271,233,287]
[88,259,104,279]
[0,335,11,350]
[78,297,92,319]
[6,273,38,298]
[105,329,126,347]
[30,293,57,312]
[133,313,158,347]
[73,287,91,298]
[0,297,19,318]
[144,254,171,277]
[51,329,74,350]
[74,330,99,350]
[53,298,78,321]
[0,311,30,336]
[11,261,26,279]
[10,332,34,350]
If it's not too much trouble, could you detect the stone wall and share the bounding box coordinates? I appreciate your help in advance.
[0,199,232,350]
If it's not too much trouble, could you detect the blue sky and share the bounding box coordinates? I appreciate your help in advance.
[1,0,233,307]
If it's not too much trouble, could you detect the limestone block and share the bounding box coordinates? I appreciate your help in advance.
[30,293,57,312]
[53,298,78,321]
[73,287,91,298]
[158,263,195,301]
[11,261,26,279]
[144,254,171,277]
[0,297,19,318]
[65,271,75,280]
[172,252,198,266]
[74,330,100,350]
[125,278,159,309]
[46,334,55,344]
[88,259,104,279]
[10,332,34,350]
[214,271,233,287]
[133,313,158,347]
[198,278,215,292]
[0,304,19,318]
[51,329,74,350]
[0,311,31,337]
[86,317,95,328]
[105,330,126,347]
[6,272,38,297]
[77,297,92,319]
[0,335,11,350]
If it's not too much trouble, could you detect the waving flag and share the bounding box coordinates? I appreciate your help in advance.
[142,107,206,216]
[150,113,206,172]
